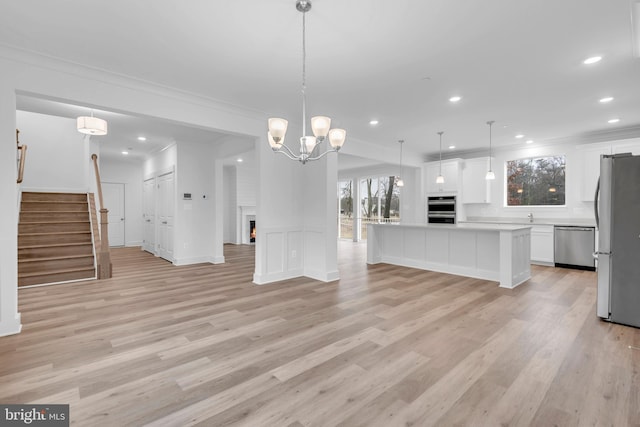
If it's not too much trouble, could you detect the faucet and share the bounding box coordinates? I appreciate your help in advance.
[527,213,534,223]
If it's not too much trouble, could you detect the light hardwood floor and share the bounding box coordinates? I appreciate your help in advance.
[1,241,639,426]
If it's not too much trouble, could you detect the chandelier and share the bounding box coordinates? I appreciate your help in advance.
[267,0,346,164]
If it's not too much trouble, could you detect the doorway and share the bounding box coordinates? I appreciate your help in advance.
[102,182,125,247]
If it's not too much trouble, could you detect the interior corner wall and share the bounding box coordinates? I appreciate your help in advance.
[100,158,144,246]
[175,141,216,265]
[16,110,88,192]
[253,134,305,284]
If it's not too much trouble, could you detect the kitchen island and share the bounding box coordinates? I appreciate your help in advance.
[367,223,531,288]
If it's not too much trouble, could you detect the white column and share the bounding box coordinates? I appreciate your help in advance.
[212,157,225,263]
[352,177,359,242]
[0,84,21,336]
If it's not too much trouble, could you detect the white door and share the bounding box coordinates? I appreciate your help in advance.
[142,177,156,254]
[157,171,175,262]
[102,182,125,247]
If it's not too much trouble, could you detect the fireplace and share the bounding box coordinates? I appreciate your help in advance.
[250,220,256,243]
[239,206,256,245]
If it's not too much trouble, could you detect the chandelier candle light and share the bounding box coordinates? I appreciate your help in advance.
[267,0,346,164]
[397,139,405,187]
[436,131,445,184]
[485,120,496,180]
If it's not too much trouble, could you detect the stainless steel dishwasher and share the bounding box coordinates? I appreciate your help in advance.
[554,226,596,270]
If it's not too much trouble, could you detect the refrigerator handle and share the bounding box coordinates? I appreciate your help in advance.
[594,176,600,229]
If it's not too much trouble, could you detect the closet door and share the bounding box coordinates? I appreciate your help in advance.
[142,177,156,254]
[157,171,175,262]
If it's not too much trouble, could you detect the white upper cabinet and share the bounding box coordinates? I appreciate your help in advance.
[578,138,640,202]
[425,159,460,193]
[462,157,492,204]
[579,144,611,202]
[612,139,640,155]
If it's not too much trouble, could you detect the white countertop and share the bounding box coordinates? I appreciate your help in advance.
[464,217,596,227]
[369,222,531,231]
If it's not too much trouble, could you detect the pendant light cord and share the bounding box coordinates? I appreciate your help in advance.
[487,121,494,170]
[438,131,444,175]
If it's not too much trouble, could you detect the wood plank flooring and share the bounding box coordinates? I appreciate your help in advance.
[1,241,639,426]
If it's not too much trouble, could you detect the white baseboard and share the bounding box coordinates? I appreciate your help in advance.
[253,268,304,285]
[0,313,22,337]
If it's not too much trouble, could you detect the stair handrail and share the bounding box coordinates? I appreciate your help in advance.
[16,129,27,184]
[91,154,112,279]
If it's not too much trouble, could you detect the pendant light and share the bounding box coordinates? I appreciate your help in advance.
[267,0,346,164]
[485,120,496,180]
[77,111,108,136]
[397,139,404,187]
[436,131,444,184]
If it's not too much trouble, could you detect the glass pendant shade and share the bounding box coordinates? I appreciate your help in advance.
[268,132,282,149]
[268,118,288,142]
[301,136,317,154]
[485,170,496,180]
[328,128,346,149]
[436,175,445,184]
[77,116,107,135]
[311,116,331,138]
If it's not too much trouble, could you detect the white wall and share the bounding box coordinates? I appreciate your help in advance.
[101,157,144,246]
[17,110,89,192]
[175,141,216,265]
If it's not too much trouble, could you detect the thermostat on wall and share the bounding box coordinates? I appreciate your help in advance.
[183,193,192,200]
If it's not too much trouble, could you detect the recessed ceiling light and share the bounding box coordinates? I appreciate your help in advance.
[122,151,129,155]
[583,56,602,64]
[137,136,147,141]
[449,96,462,102]
[369,120,379,125]
[599,97,614,103]
[525,140,534,144]
[608,118,620,124]
[515,134,524,139]
[237,158,243,163]
[448,145,456,150]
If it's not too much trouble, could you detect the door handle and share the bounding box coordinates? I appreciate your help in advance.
[162,221,168,224]
[145,219,151,222]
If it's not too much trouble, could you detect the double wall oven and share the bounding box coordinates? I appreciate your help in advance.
[427,195,457,224]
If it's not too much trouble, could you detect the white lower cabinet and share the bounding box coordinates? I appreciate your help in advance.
[530,225,554,265]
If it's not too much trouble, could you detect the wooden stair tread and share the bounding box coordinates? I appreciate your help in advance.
[19,254,94,263]
[19,242,93,250]
[22,201,88,204]
[19,220,90,224]
[19,231,91,236]
[19,266,96,278]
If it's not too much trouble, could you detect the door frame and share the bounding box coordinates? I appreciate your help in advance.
[101,181,126,247]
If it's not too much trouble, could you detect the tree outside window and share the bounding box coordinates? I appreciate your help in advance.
[506,156,565,206]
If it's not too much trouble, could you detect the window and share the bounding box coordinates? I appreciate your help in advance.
[506,156,565,206]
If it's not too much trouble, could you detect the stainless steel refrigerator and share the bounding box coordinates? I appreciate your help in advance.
[595,153,640,327]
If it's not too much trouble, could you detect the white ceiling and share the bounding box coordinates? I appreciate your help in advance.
[3,0,640,161]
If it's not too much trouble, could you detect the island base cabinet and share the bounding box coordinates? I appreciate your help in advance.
[367,223,531,289]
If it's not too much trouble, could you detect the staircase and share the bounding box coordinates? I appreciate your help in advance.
[18,192,96,287]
